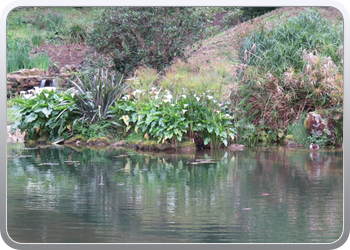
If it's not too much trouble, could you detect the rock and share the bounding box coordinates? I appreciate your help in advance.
[177,141,196,152]
[7,126,25,143]
[227,144,245,151]
[7,67,72,96]
[10,68,46,76]
[111,140,126,147]
[87,137,109,146]
[64,135,87,145]
[304,110,337,143]
[59,73,73,78]
[284,135,303,147]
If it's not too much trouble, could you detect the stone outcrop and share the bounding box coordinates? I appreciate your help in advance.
[227,144,245,151]
[7,126,25,143]
[7,67,76,96]
[304,110,337,143]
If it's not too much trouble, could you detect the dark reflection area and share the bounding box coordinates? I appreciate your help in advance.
[7,144,343,243]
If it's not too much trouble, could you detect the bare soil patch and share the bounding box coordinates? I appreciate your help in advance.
[33,43,91,72]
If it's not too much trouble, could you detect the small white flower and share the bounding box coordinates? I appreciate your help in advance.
[181,109,187,115]
[122,95,130,100]
[171,104,175,107]
[182,95,186,98]
[196,97,200,102]
[132,89,142,96]
[122,115,130,126]
[184,104,188,108]
[44,93,49,98]
[207,95,213,100]
[225,114,230,119]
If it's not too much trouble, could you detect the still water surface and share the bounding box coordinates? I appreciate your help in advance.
[7,143,343,243]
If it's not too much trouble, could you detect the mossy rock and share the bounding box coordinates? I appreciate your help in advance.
[127,140,173,151]
[64,135,87,144]
[37,135,49,144]
[177,141,196,152]
[285,134,294,140]
[87,137,109,146]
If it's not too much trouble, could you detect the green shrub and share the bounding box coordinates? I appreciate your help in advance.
[240,7,277,21]
[87,7,206,74]
[75,118,113,139]
[287,114,310,147]
[11,89,79,141]
[69,24,86,43]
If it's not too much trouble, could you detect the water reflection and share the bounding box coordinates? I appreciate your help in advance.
[7,144,343,243]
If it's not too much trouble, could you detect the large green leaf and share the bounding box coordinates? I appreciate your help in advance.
[35,107,52,118]
[204,137,211,145]
[24,113,38,123]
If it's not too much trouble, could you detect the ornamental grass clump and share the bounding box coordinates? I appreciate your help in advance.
[230,9,343,144]
[240,9,343,76]
[69,68,129,125]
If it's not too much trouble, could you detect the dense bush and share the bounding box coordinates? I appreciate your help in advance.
[230,9,343,145]
[87,7,206,74]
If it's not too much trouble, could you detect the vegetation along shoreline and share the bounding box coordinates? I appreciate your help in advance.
[7,7,343,150]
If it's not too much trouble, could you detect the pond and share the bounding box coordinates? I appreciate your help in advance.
[7,143,343,243]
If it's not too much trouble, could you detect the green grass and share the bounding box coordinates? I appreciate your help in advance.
[7,7,100,42]
[7,108,18,125]
[7,96,21,125]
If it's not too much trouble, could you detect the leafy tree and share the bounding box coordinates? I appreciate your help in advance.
[87,7,206,74]
[240,7,278,21]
